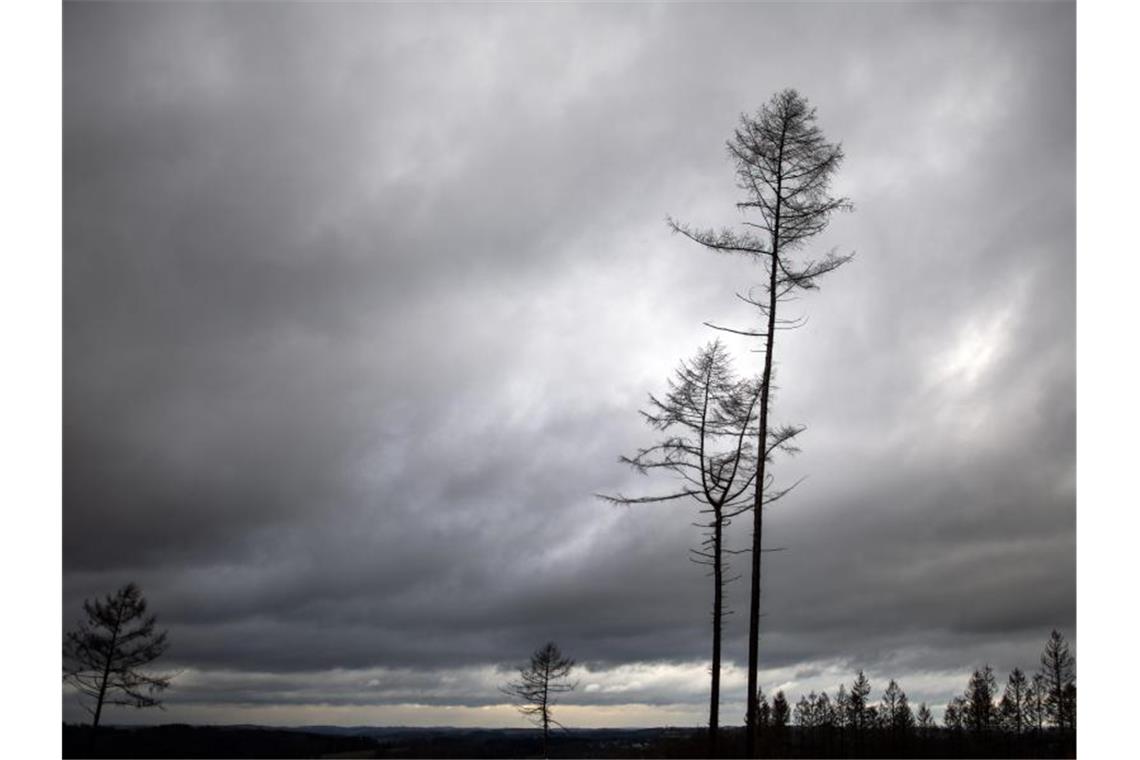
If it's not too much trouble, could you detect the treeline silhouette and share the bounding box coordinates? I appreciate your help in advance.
[667,628,1076,758]
[61,615,1074,760]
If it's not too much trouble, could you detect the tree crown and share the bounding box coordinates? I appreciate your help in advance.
[63,583,171,717]
[501,642,576,727]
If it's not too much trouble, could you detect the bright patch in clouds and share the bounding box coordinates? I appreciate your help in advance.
[931,304,1015,389]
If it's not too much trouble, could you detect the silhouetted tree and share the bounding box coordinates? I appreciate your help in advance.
[755,687,772,741]
[881,679,915,733]
[999,667,1030,735]
[63,583,171,734]
[879,680,900,726]
[943,697,967,731]
[769,690,789,756]
[772,690,790,729]
[793,692,811,729]
[898,694,915,732]
[847,670,872,732]
[1027,673,1047,733]
[1038,629,1075,729]
[669,88,851,754]
[794,693,814,728]
[794,691,835,756]
[833,684,850,729]
[814,691,836,728]
[1063,682,1077,730]
[964,665,998,733]
[501,642,576,758]
[604,340,760,753]
[916,702,935,732]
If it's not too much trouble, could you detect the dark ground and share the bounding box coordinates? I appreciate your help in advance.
[62,723,1077,759]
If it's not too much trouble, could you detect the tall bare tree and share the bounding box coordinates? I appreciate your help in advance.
[603,340,769,754]
[501,642,576,758]
[63,583,171,733]
[669,88,851,755]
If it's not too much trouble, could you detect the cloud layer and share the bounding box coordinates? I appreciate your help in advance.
[63,1,1074,726]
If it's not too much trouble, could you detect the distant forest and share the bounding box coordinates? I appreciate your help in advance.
[720,628,1076,758]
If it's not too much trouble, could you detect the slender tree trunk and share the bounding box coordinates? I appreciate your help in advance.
[542,665,550,758]
[92,681,107,731]
[90,602,124,756]
[745,259,777,757]
[1051,659,1063,729]
[92,631,116,730]
[745,128,785,760]
[709,512,723,756]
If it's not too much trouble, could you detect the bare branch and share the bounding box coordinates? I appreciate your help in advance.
[703,321,766,337]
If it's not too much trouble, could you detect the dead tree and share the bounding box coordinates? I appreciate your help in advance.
[603,340,790,755]
[63,583,171,735]
[501,642,576,758]
[669,88,852,756]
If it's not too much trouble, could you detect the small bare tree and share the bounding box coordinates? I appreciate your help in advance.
[669,89,852,756]
[502,642,576,758]
[602,340,798,755]
[63,583,171,733]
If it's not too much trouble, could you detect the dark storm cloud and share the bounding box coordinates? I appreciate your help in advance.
[64,1,1074,721]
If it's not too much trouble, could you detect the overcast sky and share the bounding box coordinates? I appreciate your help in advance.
[63,1,1074,728]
